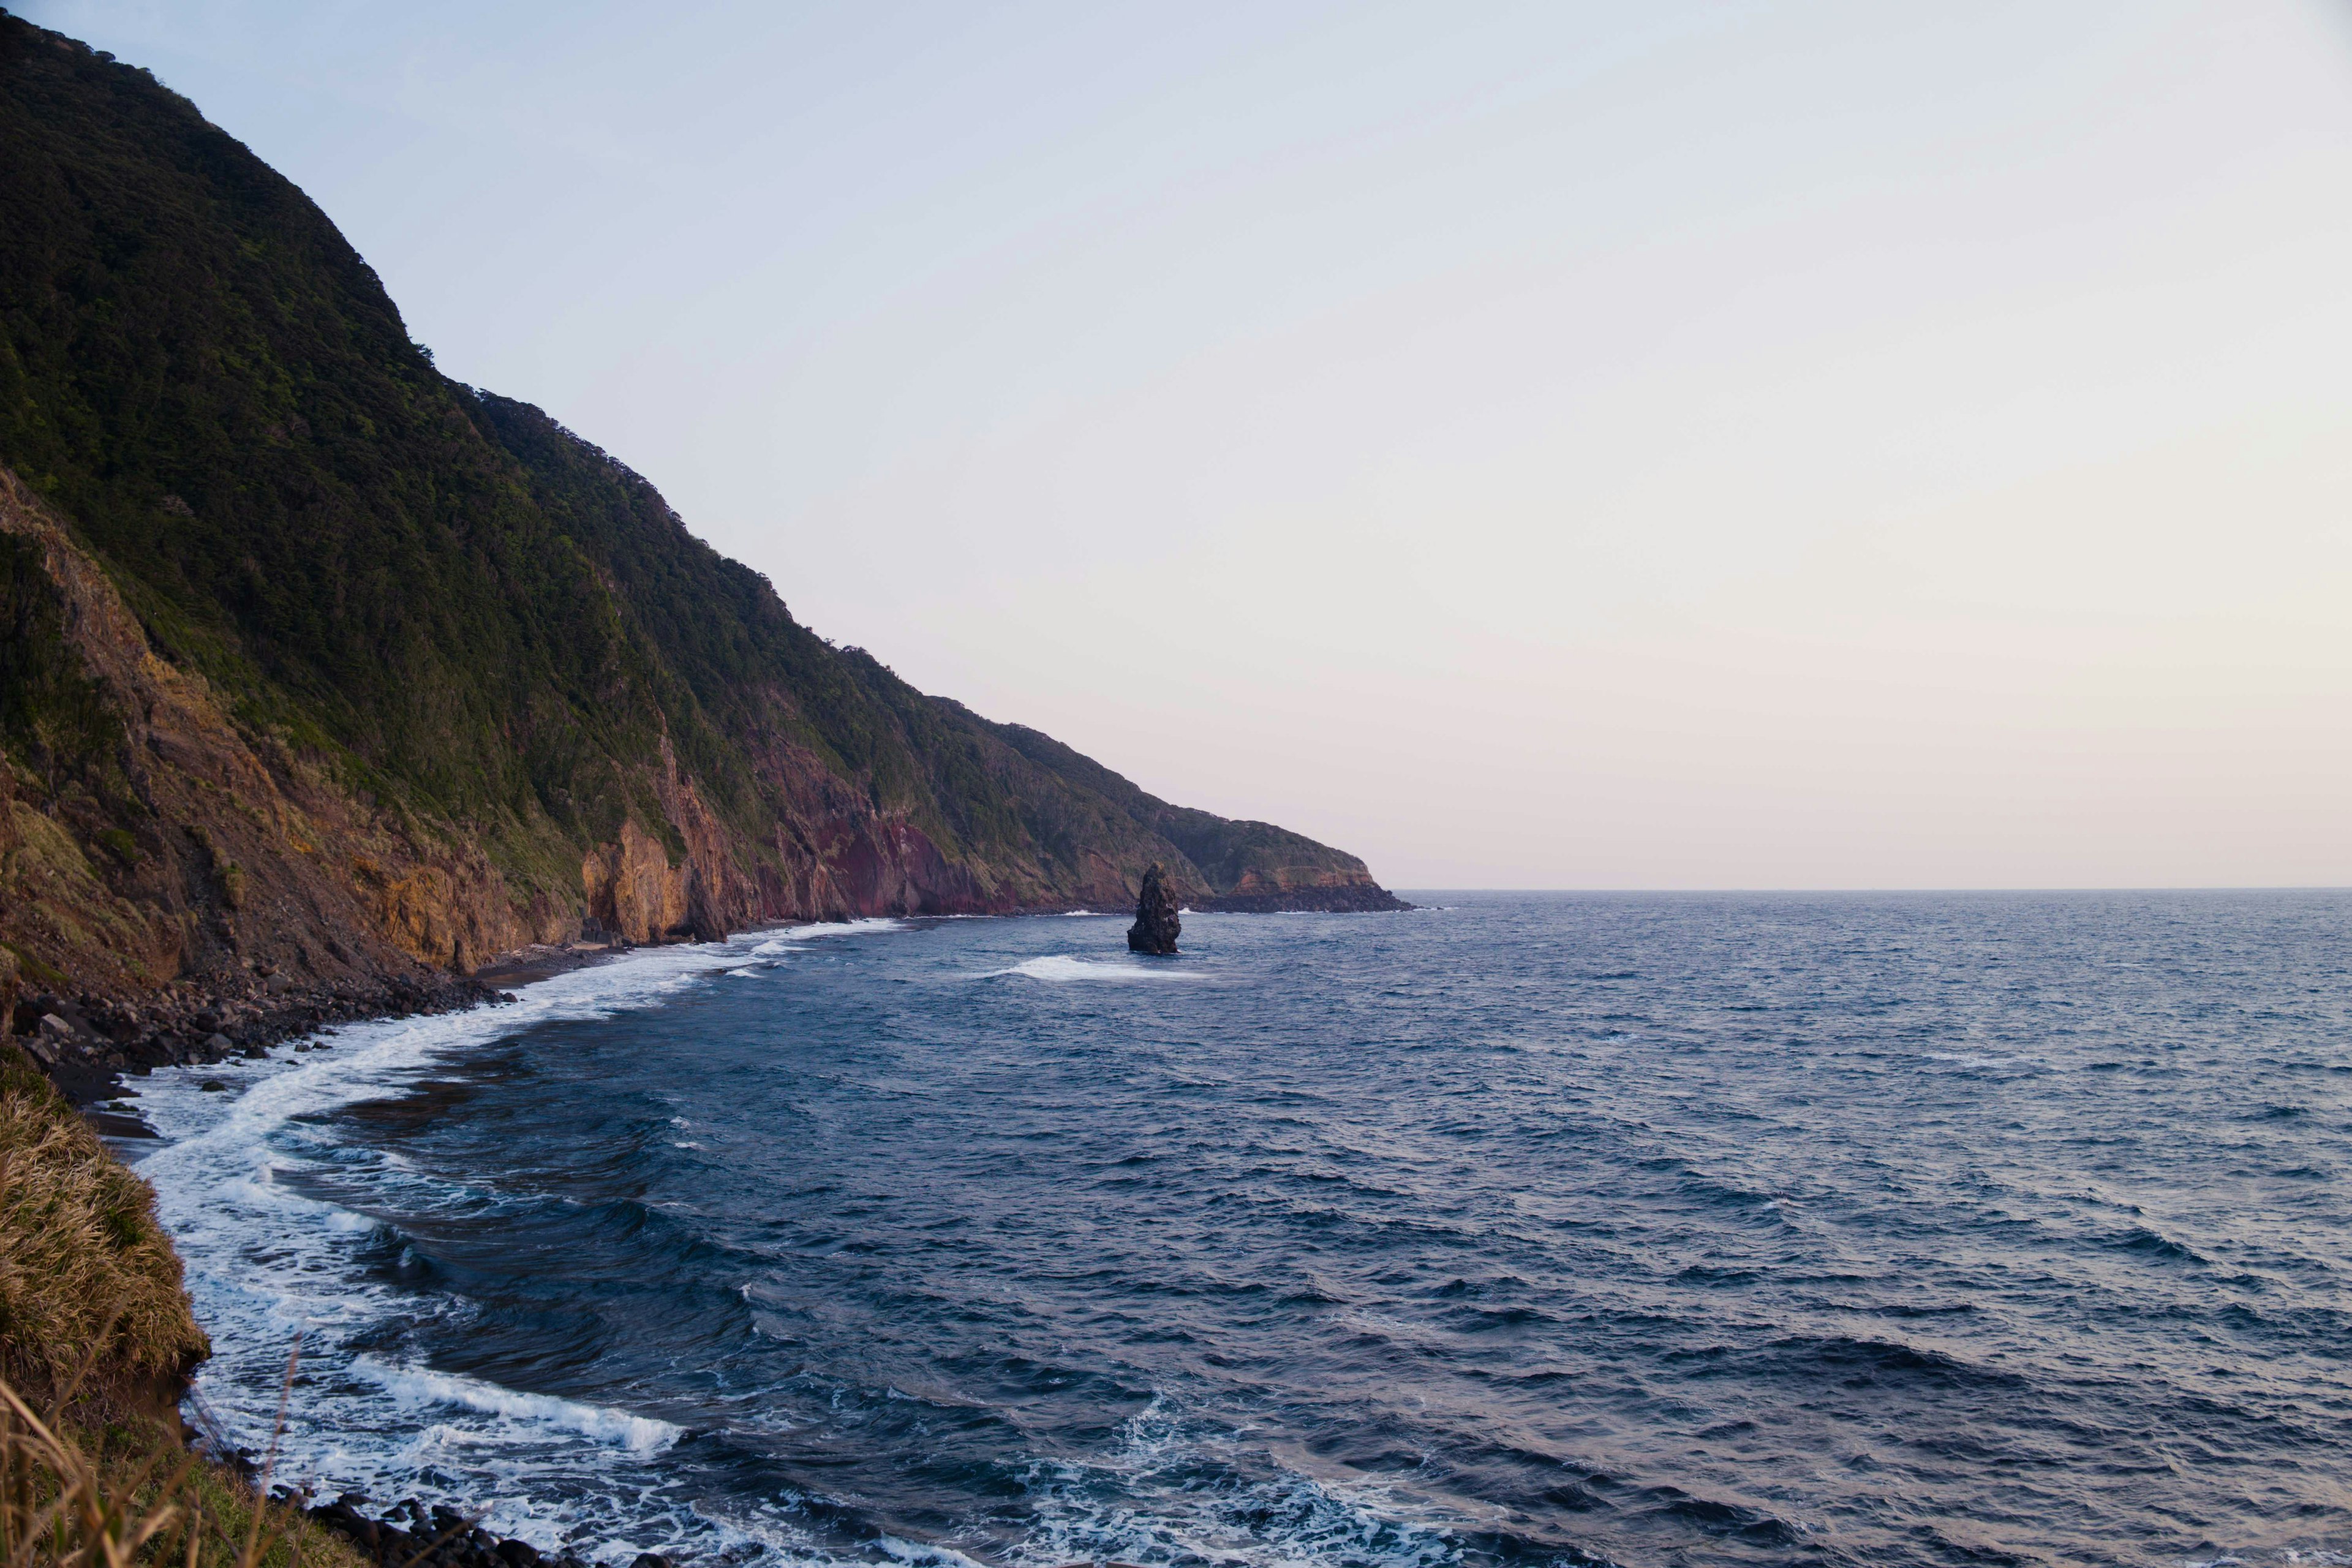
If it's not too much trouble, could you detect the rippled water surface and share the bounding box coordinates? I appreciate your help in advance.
[130,894,2352,1567]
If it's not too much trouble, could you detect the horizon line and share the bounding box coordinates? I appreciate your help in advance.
[1382,884,2352,895]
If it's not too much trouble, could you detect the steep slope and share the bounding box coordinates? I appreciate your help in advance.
[0,13,1399,1058]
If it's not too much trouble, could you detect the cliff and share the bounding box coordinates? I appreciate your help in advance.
[0,13,1400,1079]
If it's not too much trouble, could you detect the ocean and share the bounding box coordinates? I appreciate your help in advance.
[123,893,2352,1567]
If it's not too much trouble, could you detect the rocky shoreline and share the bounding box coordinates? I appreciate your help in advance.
[291,1488,647,1568]
[4,929,649,1120]
[10,968,502,1120]
[20,905,1407,1564]
[9,900,1411,1121]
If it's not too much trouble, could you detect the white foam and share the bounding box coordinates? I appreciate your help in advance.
[129,933,790,1558]
[128,918,1439,1568]
[1927,1052,2045,1069]
[788,918,906,941]
[869,1537,991,1568]
[1012,1393,1464,1568]
[740,917,901,956]
[357,1359,680,1456]
[970,955,1211,984]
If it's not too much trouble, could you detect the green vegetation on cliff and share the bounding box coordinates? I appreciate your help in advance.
[0,10,1397,1006]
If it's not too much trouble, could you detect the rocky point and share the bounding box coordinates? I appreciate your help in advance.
[1127,864,1182,955]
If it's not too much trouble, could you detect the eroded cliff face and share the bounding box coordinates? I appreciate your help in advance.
[0,15,1404,1096]
[4,443,1398,1019]
[579,736,993,943]
[0,470,521,1000]
[580,736,1115,943]
[582,819,687,946]
[2,447,1400,1112]
[2,458,1359,1046]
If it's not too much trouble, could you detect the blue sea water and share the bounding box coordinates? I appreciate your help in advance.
[126,893,2352,1567]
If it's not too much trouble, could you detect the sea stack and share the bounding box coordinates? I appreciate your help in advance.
[1127,864,1182,955]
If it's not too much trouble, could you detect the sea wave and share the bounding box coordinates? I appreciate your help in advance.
[1925,1051,2046,1070]
[124,891,2352,1567]
[357,1360,681,1455]
[127,932,787,1558]
[788,918,907,941]
[969,954,1212,984]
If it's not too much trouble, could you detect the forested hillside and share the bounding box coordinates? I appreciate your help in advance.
[0,12,1397,1046]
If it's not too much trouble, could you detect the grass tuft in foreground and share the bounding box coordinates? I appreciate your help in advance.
[0,1043,206,1419]
[0,1039,364,1568]
[0,1366,365,1568]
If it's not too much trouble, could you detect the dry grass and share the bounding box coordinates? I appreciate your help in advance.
[0,1039,366,1568]
[0,1364,368,1568]
[0,1043,207,1417]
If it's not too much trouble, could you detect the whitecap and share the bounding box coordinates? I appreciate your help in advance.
[789,918,907,940]
[737,917,900,956]
[355,1359,680,1456]
[126,935,781,1552]
[1012,1392,1463,1568]
[870,1535,991,1568]
[969,955,1211,984]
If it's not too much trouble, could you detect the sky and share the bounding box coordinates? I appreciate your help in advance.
[21,0,2352,889]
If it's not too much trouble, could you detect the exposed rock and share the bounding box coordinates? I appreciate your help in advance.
[1126,864,1182,956]
[0,468,527,1001]
[10,971,490,1107]
[0,441,1400,1072]
[0,21,1414,1115]
[296,1491,596,1568]
[582,818,690,947]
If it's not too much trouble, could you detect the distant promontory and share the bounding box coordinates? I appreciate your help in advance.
[0,12,1401,1088]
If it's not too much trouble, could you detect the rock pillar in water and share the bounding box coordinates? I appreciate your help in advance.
[1126,863,1181,955]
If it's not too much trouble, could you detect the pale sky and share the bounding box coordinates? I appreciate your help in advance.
[23,1,2352,889]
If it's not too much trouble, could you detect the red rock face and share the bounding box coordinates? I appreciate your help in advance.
[0,18,1403,1049]
[0,469,521,998]
[2,454,1400,1054]
[581,820,687,945]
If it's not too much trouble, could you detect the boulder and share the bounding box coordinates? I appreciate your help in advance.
[1126,864,1181,956]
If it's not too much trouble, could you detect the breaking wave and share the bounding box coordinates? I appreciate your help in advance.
[126,891,2352,1566]
[968,954,1212,984]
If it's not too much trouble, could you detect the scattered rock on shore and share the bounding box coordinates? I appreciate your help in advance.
[299,1491,596,1568]
[7,970,497,1114]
